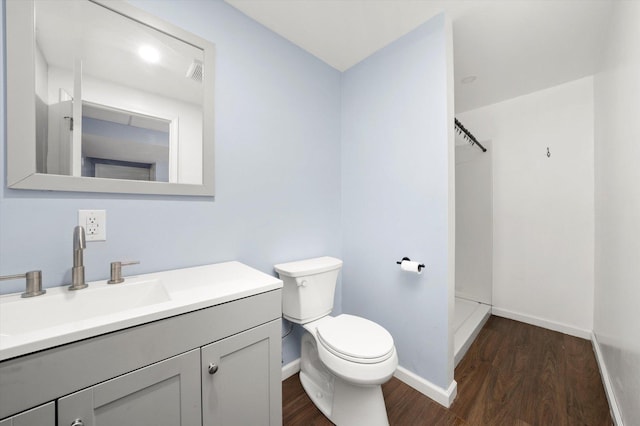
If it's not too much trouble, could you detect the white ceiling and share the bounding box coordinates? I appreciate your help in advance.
[224,0,613,112]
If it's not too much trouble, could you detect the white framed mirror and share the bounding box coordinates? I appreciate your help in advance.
[6,0,215,196]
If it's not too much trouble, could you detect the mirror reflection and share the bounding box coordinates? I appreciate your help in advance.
[34,0,204,184]
[82,102,171,182]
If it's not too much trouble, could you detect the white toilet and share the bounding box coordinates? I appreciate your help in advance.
[275,256,398,426]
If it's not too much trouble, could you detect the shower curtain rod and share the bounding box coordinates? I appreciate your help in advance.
[455,118,487,153]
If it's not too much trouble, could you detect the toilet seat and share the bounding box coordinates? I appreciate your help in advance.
[316,314,395,364]
[304,314,399,386]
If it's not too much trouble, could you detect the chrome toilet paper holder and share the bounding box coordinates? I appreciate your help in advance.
[395,257,425,272]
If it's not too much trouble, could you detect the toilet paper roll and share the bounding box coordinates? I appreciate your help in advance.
[400,260,423,274]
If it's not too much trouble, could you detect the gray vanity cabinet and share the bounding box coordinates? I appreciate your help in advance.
[201,320,281,426]
[58,350,202,426]
[0,289,282,425]
[0,403,54,426]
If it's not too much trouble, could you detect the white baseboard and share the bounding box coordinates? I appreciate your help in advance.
[282,359,457,408]
[282,358,301,381]
[393,366,457,408]
[591,333,624,425]
[491,306,591,340]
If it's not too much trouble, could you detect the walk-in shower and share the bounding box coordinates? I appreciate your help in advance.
[454,119,492,365]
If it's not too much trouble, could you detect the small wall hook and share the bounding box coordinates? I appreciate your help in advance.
[547,147,551,158]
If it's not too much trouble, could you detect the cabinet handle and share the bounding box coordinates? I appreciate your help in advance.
[208,363,219,375]
[70,420,84,426]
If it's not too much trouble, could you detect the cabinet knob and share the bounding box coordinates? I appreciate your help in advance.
[70,419,84,426]
[208,363,219,375]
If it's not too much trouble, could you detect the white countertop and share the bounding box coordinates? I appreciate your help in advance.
[0,261,282,361]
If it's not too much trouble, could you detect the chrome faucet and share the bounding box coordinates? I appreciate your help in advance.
[69,226,88,290]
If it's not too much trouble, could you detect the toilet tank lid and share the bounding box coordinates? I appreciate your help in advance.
[274,256,342,277]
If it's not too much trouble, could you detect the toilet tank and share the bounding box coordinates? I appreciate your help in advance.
[274,256,343,324]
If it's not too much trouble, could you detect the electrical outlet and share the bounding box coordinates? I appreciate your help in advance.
[78,210,106,241]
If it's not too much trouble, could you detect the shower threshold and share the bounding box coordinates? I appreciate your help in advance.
[454,297,491,366]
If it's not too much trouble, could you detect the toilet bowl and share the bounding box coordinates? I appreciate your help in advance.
[311,314,397,385]
[275,257,398,426]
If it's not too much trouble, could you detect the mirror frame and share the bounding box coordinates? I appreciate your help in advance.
[6,0,215,196]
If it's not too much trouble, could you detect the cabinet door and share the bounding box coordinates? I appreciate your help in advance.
[0,402,54,426]
[58,349,201,426]
[202,319,282,426]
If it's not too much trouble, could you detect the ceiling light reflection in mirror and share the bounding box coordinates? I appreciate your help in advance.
[138,45,161,64]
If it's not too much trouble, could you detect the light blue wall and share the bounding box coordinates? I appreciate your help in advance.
[341,14,454,389]
[0,0,342,365]
[2,0,454,385]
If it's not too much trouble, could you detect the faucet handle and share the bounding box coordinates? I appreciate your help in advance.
[0,270,46,298]
[108,261,140,284]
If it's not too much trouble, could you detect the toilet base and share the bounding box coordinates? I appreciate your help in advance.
[300,332,390,426]
[300,370,390,426]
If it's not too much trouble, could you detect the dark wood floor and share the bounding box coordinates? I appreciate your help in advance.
[283,316,612,425]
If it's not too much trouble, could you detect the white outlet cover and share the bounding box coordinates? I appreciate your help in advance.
[78,210,107,241]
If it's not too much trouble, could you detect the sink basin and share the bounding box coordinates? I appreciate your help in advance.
[0,279,170,336]
[0,261,283,362]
